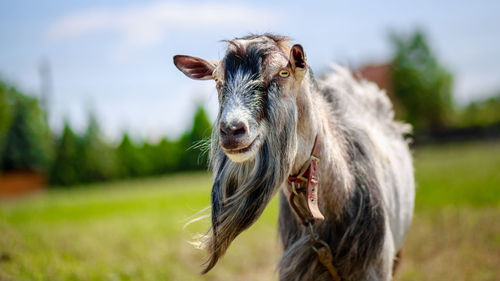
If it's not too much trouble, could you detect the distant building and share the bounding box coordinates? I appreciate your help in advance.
[0,171,45,197]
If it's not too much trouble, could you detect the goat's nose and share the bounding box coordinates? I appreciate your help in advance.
[220,120,248,139]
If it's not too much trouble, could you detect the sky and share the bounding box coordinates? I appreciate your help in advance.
[1,0,499,141]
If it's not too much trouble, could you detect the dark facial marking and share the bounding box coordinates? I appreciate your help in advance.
[224,44,266,81]
[221,44,272,119]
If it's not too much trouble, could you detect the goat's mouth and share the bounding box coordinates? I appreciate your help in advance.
[222,135,261,162]
[225,138,257,154]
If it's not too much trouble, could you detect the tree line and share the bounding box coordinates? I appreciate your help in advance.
[390,30,500,139]
[0,81,212,186]
[49,108,211,186]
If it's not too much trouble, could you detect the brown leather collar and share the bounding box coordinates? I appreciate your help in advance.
[287,134,324,224]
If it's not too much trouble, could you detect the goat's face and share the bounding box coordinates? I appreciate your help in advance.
[173,35,308,273]
[174,35,307,163]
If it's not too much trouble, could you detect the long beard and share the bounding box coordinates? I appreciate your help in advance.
[202,120,295,273]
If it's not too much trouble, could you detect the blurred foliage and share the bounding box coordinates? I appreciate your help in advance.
[145,138,183,174]
[452,95,500,128]
[0,82,14,165]
[50,122,81,185]
[48,104,213,186]
[80,114,119,182]
[178,105,212,171]
[0,82,52,172]
[0,80,213,186]
[391,30,454,132]
[116,134,152,178]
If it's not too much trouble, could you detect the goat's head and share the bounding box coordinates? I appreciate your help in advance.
[173,34,310,273]
[174,34,308,163]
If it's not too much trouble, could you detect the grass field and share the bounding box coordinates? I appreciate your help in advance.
[0,140,499,281]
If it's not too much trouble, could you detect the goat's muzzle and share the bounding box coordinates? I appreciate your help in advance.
[219,118,262,163]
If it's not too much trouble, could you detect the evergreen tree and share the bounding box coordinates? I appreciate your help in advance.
[115,133,150,178]
[50,122,81,185]
[0,82,15,169]
[143,138,181,174]
[1,92,52,172]
[178,105,212,170]
[79,113,117,182]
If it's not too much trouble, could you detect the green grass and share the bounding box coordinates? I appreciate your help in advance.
[0,141,499,281]
[414,140,500,208]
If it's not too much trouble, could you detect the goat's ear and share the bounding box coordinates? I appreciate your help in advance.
[289,44,307,71]
[173,55,217,80]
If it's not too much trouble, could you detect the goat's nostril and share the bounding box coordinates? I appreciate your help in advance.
[220,127,227,137]
[229,121,247,137]
[233,126,246,137]
[220,121,247,138]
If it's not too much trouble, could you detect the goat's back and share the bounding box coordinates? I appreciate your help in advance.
[319,65,415,252]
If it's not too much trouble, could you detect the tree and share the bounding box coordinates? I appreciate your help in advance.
[178,105,212,170]
[50,122,81,185]
[1,89,52,172]
[79,113,118,182]
[0,82,15,169]
[455,95,500,127]
[144,137,182,174]
[115,133,151,178]
[391,30,453,132]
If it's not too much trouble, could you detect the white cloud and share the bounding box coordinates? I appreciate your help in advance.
[48,2,279,47]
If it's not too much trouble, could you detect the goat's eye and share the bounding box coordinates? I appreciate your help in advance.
[279,70,290,78]
[214,77,220,83]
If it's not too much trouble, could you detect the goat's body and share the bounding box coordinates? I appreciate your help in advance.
[279,66,414,281]
[174,34,414,281]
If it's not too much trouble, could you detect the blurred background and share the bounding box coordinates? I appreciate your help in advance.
[0,1,499,280]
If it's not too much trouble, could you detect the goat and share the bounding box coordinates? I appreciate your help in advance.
[173,34,415,281]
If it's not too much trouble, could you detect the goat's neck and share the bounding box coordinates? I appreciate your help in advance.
[291,72,352,205]
[291,73,323,174]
